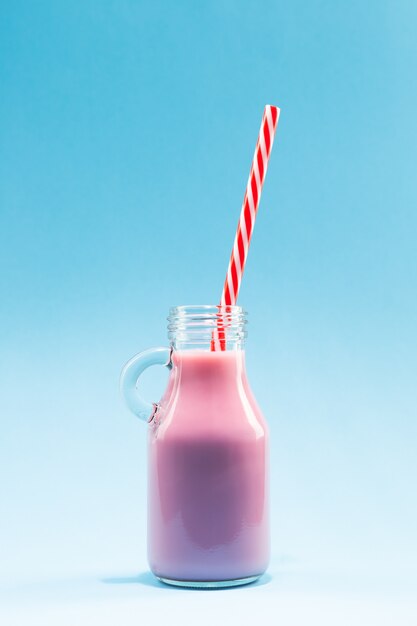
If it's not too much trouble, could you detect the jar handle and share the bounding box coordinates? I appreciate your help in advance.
[120,347,172,423]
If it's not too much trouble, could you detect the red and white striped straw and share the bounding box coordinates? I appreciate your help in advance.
[213,104,280,350]
[222,104,280,306]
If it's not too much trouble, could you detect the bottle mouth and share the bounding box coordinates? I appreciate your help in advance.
[169,304,246,314]
[167,305,247,349]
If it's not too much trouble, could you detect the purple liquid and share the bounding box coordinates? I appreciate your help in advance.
[147,350,269,582]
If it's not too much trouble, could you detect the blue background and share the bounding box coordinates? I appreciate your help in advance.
[1,1,416,623]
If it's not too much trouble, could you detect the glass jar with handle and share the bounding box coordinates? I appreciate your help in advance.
[120,305,269,588]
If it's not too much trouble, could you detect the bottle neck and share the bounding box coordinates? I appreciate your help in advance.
[168,305,247,351]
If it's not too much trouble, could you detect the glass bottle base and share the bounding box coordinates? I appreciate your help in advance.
[156,574,260,589]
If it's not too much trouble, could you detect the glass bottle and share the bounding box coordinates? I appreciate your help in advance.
[120,305,269,588]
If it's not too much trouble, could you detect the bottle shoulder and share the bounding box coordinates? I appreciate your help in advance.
[154,382,268,442]
[151,354,268,441]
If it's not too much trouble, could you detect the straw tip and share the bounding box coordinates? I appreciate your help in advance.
[265,104,280,113]
[264,104,281,127]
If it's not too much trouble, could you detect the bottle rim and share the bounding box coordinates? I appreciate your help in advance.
[169,304,246,314]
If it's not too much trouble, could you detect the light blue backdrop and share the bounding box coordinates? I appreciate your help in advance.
[1,0,416,622]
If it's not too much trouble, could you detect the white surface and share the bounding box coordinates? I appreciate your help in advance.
[1,559,416,626]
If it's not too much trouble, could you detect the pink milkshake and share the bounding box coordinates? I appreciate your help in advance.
[147,348,269,584]
[121,305,270,587]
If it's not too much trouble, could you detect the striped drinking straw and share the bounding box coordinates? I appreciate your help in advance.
[212,105,280,350]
